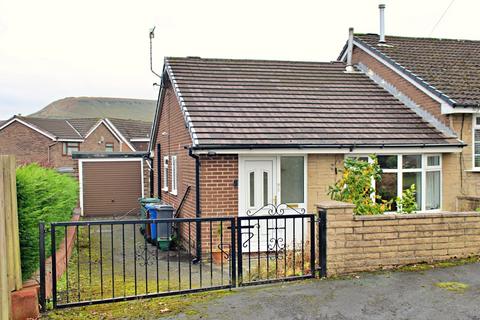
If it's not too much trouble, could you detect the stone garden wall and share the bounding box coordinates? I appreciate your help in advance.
[317,201,480,276]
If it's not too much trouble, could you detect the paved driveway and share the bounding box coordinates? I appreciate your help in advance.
[168,262,480,320]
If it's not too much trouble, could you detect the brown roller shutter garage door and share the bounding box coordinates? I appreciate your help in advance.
[81,160,142,216]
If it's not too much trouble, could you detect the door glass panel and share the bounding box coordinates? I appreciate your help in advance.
[426,171,441,210]
[403,172,422,210]
[281,156,304,203]
[263,171,268,206]
[249,171,255,207]
[377,172,398,211]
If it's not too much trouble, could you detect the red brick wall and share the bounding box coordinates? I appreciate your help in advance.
[199,154,238,218]
[154,85,197,217]
[352,47,449,125]
[153,85,240,257]
[132,141,149,151]
[81,123,125,152]
[0,121,53,165]
[199,154,238,258]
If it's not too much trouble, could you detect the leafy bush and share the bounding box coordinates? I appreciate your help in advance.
[396,184,417,214]
[16,164,78,280]
[328,156,392,215]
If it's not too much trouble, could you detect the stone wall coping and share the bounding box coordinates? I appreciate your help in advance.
[354,211,480,221]
[315,200,356,210]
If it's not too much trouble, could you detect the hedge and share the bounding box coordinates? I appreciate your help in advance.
[16,164,78,280]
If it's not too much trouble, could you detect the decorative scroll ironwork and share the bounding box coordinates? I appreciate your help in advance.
[246,203,306,216]
[217,243,231,260]
[241,223,260,248]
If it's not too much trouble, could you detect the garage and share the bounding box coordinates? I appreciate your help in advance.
[78,157,145,216]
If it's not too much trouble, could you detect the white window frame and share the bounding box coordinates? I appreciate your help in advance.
[346,154,442,212]
[162,156,169,192]
[473,115,480,170]
[171,155,178,195]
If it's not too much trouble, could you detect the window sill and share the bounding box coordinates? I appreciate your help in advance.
[465,169,480,173]
[170,190,178,196]
[162,188,169,192]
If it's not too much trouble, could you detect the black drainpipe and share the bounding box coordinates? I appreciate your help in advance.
[149,157,154,198]
[157,144,162,200]
[188,147,201,262]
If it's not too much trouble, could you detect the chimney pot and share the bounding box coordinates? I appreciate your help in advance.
[379,4,386,43]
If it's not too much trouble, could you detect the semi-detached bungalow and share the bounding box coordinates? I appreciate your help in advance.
[149,56,464,250]
[337,26,480,211]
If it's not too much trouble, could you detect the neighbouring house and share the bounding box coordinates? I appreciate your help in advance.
[0,116,152,216]
[337,8,480,211]
[149,56,464,255]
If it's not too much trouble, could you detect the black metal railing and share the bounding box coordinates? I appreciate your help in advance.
[39,211,327,310]
[40,217,236,309]
[237,214,316,286]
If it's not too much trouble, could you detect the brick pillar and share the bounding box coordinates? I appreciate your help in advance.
[316,200,356,276]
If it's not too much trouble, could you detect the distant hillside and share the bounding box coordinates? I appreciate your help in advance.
[30,97,156,122]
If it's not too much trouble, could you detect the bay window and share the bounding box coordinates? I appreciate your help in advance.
[355,154,442,212]
[473,116,480,169]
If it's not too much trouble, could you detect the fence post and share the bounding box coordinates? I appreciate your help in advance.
[39,222,46,312]
[230,218,236,288]
[318,208,327,278]
[50,224,57,309]
[236,217,243,286]
[309,215,316,278]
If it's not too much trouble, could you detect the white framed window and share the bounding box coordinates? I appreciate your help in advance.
[62,142,79,156]
[347,154,442,212]
[473,116,480,169]
[162,156,169,191]
[171,155,178,195]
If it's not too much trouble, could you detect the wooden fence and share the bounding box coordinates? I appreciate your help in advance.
[0,155,22,320]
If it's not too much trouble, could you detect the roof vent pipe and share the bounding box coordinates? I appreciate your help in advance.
[379,4,386,43]
[345,27,354,72]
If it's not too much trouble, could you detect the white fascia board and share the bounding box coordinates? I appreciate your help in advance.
[57,139,85,142]
[352,40,456,113]
[192,146,463,155]
[0,118,57,140]
[103,118,136,152]
[441,105,480,114]
[84,119,106,139]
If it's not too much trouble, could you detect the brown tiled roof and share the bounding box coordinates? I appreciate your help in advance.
[165,57,461,148]
[107,118,151,140]
[66,118,99,136]
[354,34,480,107]
[3,116,150,141]
[19,116,82,139]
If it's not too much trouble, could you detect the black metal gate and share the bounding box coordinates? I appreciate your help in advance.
[39,210,326,311]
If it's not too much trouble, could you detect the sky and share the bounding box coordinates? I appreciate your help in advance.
[0,0,477,119]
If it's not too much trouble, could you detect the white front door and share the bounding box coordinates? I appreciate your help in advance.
[239,156,308,253]
[239,158,277,252]
[242,158,277,215]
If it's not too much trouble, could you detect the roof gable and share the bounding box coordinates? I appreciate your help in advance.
[157,56,461,149]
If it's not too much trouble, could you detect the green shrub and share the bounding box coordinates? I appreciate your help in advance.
[328,155,392,215]
[16,164,78,280]
[396,184,417,214]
